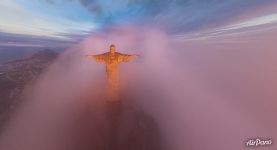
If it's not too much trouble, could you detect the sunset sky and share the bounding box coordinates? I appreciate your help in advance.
[0,0,276,46]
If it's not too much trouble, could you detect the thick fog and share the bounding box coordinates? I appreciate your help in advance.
[0,24,277,150]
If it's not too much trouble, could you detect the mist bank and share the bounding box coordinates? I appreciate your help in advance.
[0,25,276,150]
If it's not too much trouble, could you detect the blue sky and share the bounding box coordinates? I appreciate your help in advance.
[0,0,95,40]
[0,0,276,46]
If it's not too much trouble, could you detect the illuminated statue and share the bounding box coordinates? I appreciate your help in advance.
[87,44,139,102]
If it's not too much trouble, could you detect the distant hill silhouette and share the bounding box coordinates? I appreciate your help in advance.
[0,47,64,64]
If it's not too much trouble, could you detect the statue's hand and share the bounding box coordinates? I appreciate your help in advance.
[86,55,97,61]
[134,54,140,57]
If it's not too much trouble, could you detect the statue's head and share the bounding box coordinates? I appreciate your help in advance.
[110,44,116,53]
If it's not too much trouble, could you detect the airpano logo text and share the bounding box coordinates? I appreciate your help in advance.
[246,138,272,147]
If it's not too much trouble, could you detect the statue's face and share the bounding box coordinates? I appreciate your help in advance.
[110,46,116,53]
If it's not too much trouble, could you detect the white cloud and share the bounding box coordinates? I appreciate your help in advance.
[173,12,277,41]
[0,0,96,40]
[219,13,277,31]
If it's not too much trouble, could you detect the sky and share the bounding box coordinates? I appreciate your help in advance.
[0,0,277,47]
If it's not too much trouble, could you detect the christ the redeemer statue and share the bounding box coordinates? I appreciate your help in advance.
[87,44,138,102]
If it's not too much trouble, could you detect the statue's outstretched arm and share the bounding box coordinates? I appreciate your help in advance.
[120,53,139,62]
[86,54,105,62]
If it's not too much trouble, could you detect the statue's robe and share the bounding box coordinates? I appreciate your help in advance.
[88,52,135,101]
